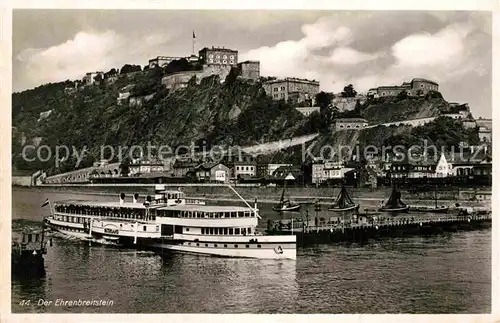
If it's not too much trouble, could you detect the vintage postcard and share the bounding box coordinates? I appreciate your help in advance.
[2,1,497,322]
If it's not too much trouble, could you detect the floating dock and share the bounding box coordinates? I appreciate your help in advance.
[267,209,491,245]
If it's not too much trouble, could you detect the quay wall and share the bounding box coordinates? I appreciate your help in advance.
[27,184,491,206]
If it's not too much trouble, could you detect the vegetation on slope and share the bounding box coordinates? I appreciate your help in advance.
[12,68,304,173]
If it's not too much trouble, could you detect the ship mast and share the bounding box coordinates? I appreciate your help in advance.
[226,184,262,219]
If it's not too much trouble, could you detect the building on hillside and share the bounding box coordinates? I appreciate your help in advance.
[462,118,477,129]
[117,84,135,104]
[476,118,492,130]
[295,106,320,117]
[162,71,201,91]
[161,64,233,91]
[128,160,165,176]
[220,149,256,179]
[478,126,492,143]
[233,161,256,179]
[237,61,260,80]
[263,77,320,105]
[148,56,184,68]
[446,147,491,176]
[171,159,199,178]
[333,118,368,131]
[312,160,345,184]
[198,46,238,66]
[388,147,492,179]
[368,78,439,98]
[272,166,304,185]
[194,162,230,183]
[82,71,104,86]
[256,163,293,178]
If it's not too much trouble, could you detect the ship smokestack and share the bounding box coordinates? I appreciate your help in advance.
[154,184,166,201]
[120,193,125,205]
[133,193,139,203]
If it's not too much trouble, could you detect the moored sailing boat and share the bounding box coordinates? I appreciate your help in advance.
[272,188,301,212]
[328,186,359,212]
[411,185,449,213]
[379,187,410,213]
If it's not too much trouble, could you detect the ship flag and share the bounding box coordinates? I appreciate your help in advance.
[41,199,50,208]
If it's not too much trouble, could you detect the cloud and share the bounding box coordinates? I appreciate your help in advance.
[391,23,471,68]
[330,47,380,65]
[16,30,171,87]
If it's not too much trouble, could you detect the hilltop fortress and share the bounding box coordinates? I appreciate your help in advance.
[367,78,439,98]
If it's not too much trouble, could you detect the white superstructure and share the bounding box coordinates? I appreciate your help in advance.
[45,185,296,260]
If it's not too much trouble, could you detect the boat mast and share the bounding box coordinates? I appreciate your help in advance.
[434,184,437,208]
[226,184,262,219]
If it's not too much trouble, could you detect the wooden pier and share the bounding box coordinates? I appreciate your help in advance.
[267,210,491,245]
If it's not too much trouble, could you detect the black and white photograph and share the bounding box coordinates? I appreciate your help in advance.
[7,5,494,317]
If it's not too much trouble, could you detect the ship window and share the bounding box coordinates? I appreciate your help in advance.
[201,228,205,234]
[257,245,261,248]
[238,212,244,217]
[188,242,191,245]
[235,228,240,235]
[224,228,228,235]
[209,228,214,235]
[27,234,32,242]
[143,226,147,231]
[205,243,208,247]
[231,212,236,218]
[224,244,227,248]
[196,243,199,246]
[214,244,218,248]
[229,228,233,235]
[214,228,218,234]
[234,244,238,248]
[185,228,190,232]
[245,245,249,248]
[242,228,246,235]
[248,228,252,234]
[244,212,250,217]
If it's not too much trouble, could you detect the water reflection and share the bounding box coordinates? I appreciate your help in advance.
[156,253,298,313]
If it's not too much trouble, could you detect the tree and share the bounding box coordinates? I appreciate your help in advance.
[315,91,334,110]
[425,90,443,99]
[119,157,130,177]
[396,90,408,101]
[341,84,357,98]
[120,64,142,75]
[354,99,362,114]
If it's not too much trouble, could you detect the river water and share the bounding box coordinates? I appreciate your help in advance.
[11,187,491,313]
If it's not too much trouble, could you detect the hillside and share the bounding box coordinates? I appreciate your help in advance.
[12,68,307,172]
[360,95,450,124]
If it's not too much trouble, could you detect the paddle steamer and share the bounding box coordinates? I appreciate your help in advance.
[45,185,296,259]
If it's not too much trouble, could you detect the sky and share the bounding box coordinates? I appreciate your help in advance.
[12,10,492,117]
